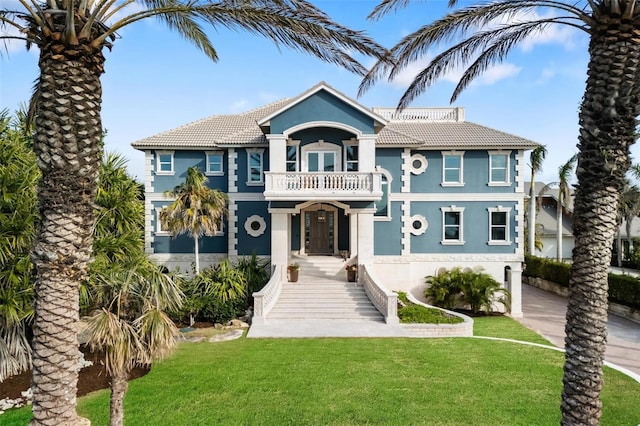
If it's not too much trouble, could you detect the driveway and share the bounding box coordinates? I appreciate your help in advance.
[517,284,640,377]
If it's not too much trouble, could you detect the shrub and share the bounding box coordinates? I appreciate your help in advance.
[424,267,511,315]
[235,254,270,307]
[524,255,640,310]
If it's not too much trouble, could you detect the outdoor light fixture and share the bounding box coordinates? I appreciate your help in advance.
[317,203,326,222]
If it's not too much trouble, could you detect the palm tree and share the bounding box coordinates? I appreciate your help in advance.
[555,155,577,262]
[360,1,640,422]
[617,179,640,265]
[161,166,228,274]
[1,3,385,423]
[0,109,37,382]
[84,263,182,426]
[528,146,547,256]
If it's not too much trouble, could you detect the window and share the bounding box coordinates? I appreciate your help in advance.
[206,151,224,175]
[488,207,511,245]
[345,145,358,171]
[244,215,267,237]
[246,148,264,185]
[286,145,298,172]
[374,168,391,220]
[441,206,465,245]
[156,151,174,175]
[409,214,428,236]
[155,207,169,235]
[409,153,428,175]
[442,152,464,186]
[489,151,510,185]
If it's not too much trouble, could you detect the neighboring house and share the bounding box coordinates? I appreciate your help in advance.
[525,182,575,260]
[132,82,539,317]
[525,181,640,261]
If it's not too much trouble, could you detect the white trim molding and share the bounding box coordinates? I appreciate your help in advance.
[155,150,175,175]
[441,205,465,245]
[205,150,224,176]
[401,149,411,193]
[409,153,428,175]
[441,151,465,187]
[487,205,512,246]
[409,214,428,236]
[488,150,511,187]
[228,148,238,193]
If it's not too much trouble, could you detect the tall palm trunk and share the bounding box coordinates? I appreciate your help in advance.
[194,234,200,274]
[109,371,129,426]
[557,197,563,261]
[30,36,105,425]
[561,18,640,425]
[528,182,536,255]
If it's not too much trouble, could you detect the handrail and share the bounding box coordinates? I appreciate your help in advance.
[361,264,399,325]
[264,171,382,200]
[252,264,284,325]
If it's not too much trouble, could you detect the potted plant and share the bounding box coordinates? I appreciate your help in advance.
[287,263,300,282]
[345,264,357,282]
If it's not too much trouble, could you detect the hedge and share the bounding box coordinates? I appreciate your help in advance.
[524,255,640,310]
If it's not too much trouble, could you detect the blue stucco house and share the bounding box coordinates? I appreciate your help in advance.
[132,82,538,319]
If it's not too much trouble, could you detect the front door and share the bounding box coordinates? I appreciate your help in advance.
[305,211,334,254]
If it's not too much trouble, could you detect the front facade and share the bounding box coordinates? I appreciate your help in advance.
[132,82,538,317]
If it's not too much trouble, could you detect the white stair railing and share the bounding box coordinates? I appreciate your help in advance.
[252,264,285,325]
[361,264,399,325]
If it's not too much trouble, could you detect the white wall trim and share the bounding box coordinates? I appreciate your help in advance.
[228,148,238,193]
[228,200,238,256]
[389,193,524,202]
[401,148,411,193]
[401,200,411,255]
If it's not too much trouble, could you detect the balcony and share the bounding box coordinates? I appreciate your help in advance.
[264,171,383,201]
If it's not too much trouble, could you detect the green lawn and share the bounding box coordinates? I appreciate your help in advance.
[4,318,639,425]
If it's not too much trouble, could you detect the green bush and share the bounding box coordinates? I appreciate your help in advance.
[424,267,511,314]
[199,295,246,324]
[524,255,640,310]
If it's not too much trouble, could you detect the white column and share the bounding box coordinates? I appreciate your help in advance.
[271,212,289,279]
[358,134,377,172]
[267,134,287,172]
[349,213,358,258]
[357,212,375,265]
[508,263,523,318]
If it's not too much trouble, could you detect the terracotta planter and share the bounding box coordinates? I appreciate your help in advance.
[288,269,299,282]
[347,270,357,282]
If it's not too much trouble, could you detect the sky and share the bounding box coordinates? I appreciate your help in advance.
[0,0,626,185]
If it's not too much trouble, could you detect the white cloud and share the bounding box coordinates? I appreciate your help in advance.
[229,99,249,113]
[388,54,519,89]
[493,10,578,52]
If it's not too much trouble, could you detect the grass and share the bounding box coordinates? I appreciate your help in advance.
[4,318,639,425]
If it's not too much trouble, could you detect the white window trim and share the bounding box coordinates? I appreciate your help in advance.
[441,151,465,187]
[300,140,342,172]
[374,167,392,221]
[343,138,359,172]
[441,205,465,245]
[488,206,512,245]
[155,207,170,235]
[155,151,175,176]
[488,150,511,187]
[205,151,224,176]
[245,214,267,237]
[286,139,300,172]
[246,148,265,186]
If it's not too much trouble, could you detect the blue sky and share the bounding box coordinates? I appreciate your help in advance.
[0,0,623,184]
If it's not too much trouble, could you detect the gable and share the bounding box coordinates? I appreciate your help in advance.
[268,89,378,134]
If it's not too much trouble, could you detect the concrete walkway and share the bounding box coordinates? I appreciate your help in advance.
[517,284,640,376]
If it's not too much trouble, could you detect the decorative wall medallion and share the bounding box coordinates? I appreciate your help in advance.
[409,214,428,236]
[245,215,267,237]
[409,153,428,175]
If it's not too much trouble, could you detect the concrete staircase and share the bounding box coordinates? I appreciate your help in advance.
[268,256,383,321]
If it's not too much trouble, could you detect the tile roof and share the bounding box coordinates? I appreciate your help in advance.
[378,121,538,148]
[132,84,539,150]
[131,98,292,149]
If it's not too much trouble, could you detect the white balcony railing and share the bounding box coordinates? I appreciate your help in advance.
[264,171,383,201]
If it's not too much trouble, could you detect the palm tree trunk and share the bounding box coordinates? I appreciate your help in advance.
[561,19,640,425]
[616,230,623,267]
[557,198,563,261]
[29,39,104,425]
[528,180,536,255]
[109,371,129,426]
[194,234,200,274]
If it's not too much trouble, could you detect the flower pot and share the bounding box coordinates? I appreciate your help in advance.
[347,270,357,282]
[288,269,299,282]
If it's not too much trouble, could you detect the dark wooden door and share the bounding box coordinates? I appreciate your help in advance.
[305,211,334,254]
